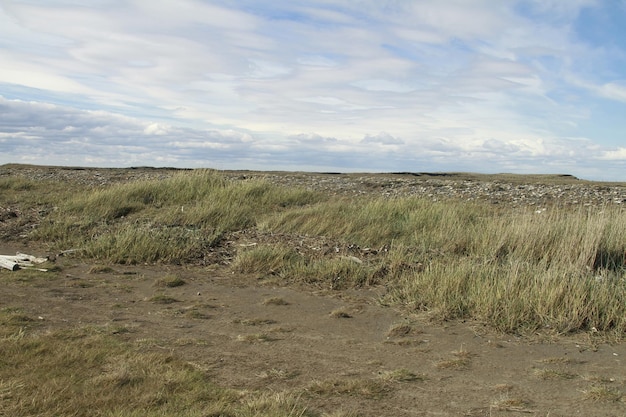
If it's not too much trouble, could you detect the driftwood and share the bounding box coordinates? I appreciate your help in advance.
[0,253,48,271]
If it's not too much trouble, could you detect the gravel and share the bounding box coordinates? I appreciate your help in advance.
[1,164,625,208]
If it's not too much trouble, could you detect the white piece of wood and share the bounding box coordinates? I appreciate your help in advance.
[0,257,19,271]
[0,253,48,271]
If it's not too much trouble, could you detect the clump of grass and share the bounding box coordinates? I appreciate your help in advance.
[148,295,179,304]
[583,384,623,402]
[435,346,473,370]
[154,274,186,288]
[87,265,114,274]
[386,323,418,338]
[491,396,534,412]
[262,297,290,306]
[533,368,577,380]
[329,308,352,318]
[236,333,277,343]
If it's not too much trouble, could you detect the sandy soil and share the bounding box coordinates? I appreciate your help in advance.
[1,242,625,417]
[1,166,625,416]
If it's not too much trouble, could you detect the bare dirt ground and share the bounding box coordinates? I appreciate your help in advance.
[1,166,625,416]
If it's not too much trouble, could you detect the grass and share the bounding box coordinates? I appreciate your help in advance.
[0,325,314,417]
[533,368,577,380]
[2,166,626,416]
[583,384,624,402]
[7,167,626,335]
[262,297,290,306]
[148,294,179,304]
[154,274,186,288]
[236,333,277,343]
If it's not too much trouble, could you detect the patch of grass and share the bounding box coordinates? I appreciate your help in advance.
[148,295,179,304]
[154,274,186,288]
[88,265,115,274]
[583,384,623,402]
[13,168,626,335]
[491,396,534,412]
[533,368,577,380]
[236,333,277,343]
[329,308,352,318]
[262,297,290,306]
[0,308,39,338]
[435,346,473,370]
[0,325,317,417]
[386,323,411,337]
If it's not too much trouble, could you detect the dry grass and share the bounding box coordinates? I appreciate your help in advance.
[582,384,624,402]
[5,167,626,336]
[154,274,186,288]
[533,368,577,380]
[435,346,474,370]
[329,308,352,318]
[262,297,290,306]
[491,395,534,412]
[236,333,278,343]
[148,294,179,304]
[0,324,314,417]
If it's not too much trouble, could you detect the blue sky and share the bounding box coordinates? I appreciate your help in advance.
[1,0,625,180]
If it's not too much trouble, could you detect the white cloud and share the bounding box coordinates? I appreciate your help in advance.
[0,1,624,180]
[599,147,626,160]
[361,132,404,145]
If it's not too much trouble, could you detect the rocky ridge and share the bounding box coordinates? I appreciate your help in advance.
[1,164,625,208]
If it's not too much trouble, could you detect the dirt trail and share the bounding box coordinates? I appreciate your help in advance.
[2,245,625,417]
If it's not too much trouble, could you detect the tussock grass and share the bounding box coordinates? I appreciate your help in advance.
[234,244,385,289]
[32,170,322,263]
[583,384,624,402]
[154,274,186,288]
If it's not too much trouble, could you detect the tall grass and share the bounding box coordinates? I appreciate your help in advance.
[32,170,323,262]
[19,170,626,334]
[260,197,626,334]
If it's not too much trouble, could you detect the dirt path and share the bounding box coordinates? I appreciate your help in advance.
[2,246,625,417]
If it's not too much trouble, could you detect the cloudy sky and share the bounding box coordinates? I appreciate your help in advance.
[1,1,625,180]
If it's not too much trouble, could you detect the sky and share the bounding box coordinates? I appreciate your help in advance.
[1,0,625,181]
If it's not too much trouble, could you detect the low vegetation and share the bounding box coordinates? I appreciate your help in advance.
[0,320,313,417]
[2,167,625,416]
[4,168,625,335]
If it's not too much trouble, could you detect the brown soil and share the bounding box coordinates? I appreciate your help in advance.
[1,166,625,416]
